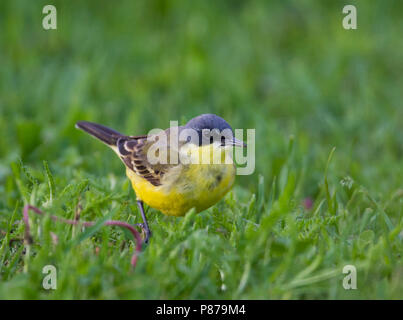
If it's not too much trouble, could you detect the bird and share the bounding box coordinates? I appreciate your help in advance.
[75,114,246,243]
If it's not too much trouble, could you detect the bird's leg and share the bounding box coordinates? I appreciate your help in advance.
[136,200,151,244]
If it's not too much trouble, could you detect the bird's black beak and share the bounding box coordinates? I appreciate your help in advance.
[228,137,247,148]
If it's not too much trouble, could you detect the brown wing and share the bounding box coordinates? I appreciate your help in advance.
[116,131,178,187]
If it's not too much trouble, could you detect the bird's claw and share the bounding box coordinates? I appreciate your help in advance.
[134,223,151,244]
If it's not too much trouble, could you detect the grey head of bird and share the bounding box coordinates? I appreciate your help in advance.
[183,113,246,147]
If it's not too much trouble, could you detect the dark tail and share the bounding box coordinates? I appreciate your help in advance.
[75,121,123,146]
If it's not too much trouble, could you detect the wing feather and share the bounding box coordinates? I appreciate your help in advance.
[116,133,176,187]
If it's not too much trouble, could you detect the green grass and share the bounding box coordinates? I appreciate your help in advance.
[0,0,402,299]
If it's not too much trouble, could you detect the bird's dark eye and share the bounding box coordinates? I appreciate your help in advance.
[221,136,226,145]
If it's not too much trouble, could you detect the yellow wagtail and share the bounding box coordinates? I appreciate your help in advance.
[76,114,246,243]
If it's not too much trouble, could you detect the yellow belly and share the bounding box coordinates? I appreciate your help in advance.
[126,163,235,216]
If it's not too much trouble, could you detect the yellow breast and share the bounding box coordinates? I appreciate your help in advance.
[126,144,236,216]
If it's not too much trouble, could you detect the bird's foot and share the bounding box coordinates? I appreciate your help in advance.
[134,223,152,244]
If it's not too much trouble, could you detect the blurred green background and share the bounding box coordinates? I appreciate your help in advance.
[0,0,402,299]
[1,0,402,193]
